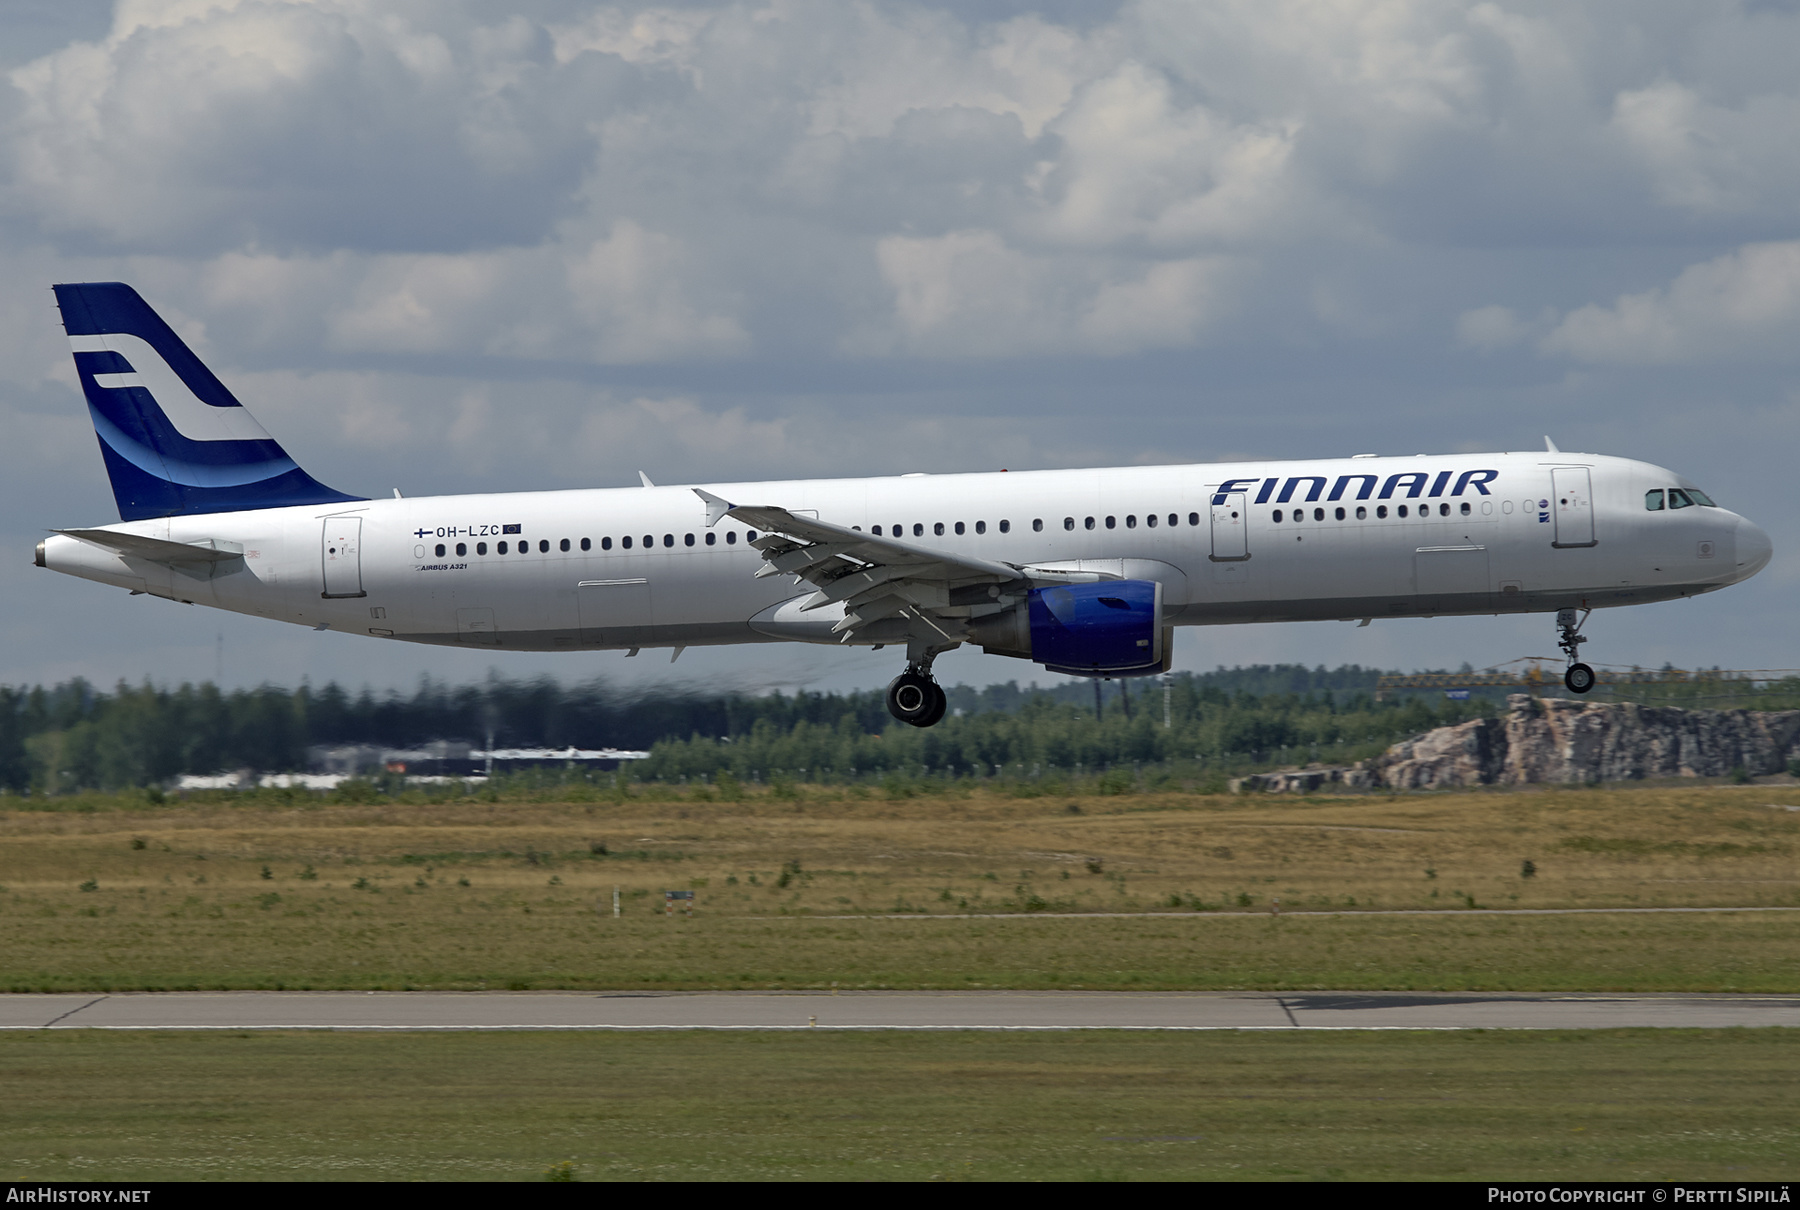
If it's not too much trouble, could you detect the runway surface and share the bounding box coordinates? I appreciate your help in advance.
[2,991,1797,1031]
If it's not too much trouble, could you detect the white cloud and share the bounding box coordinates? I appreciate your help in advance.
[1456,304,1533,351]
[872,229,1235,357]
[1611,80,1800,216]
[1542,241,1800,364]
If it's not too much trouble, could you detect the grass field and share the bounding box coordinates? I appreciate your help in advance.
[2,782,1796,991]
[2,1028,1796,1181]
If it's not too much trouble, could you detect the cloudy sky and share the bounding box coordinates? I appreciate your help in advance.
[2,0,1796,698]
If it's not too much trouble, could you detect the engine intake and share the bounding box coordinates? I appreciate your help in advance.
[968,579,1170,678]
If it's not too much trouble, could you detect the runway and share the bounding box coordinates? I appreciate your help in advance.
[2,990,1797,1031]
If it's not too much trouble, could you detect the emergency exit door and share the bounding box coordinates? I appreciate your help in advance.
[1210,493,1249,561]
[321,516,366,598]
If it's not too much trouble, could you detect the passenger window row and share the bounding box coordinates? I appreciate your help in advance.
[868,514,1205,537]
[432,531,762,558]
[1272,501,1473,523]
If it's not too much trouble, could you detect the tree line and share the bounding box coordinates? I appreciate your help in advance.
[0,665,1528,793]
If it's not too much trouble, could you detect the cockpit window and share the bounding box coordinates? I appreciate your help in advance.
[1686,487,1717,507]
[1667,489,1695,510]
[1645,490,1664,511]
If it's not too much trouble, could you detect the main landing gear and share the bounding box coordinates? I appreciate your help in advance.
[886,667,948,728]
[1557,607,1595,694]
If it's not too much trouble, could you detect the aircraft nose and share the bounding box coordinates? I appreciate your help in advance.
[1735,516,1773,580]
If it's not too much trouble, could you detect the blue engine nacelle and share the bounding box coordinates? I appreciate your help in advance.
[967,579,1170,678]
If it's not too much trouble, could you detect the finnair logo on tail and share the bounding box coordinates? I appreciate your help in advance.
[69,333,273,444]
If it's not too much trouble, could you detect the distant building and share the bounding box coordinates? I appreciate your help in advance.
[306,740,645,777]
[170,741,647,791]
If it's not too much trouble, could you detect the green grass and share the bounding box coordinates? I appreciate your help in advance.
[1,1029,1795,1181]
[4,783,1799,991]
[4,907,1800,993]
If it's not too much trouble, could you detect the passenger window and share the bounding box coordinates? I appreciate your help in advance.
[1668,489,1694,510]
[622,536,633,549]
[934,522,945,536]
[1438,503,1449,516]
[727,532,737,545]
[497,541,508,555]
[747,530,759,542]
[953,522,964,535]
[1002,520,1014,534]
[435,543,446,557]
[663,534,674,547]
[1314,508,1324,521]
[1376,506,1388,519]
[1085,517,1095,530]
[476,542,488,555]
[456,542,467,556]
[1064,517,1075,531]
[1146,514,1157,528]
[976,520,987,534]
[1273,510,1283,523]
[872,525,882,536]
[1125,515,1136,528]
[1334,508,1345,521]
[1645,490,1665,511]
[684,533,695,546]
[1460,502,1471,516]
[560,538,570,551]
[1105,516,1116,529]
[1355,506,1366,520]
[1397,505,1408,518]
[1187,512,1199,526]
[1168,514,1177,527]
[705,532,716,546]
[914,524,924,537]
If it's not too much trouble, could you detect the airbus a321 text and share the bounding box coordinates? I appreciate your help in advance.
[36,283,1773,726]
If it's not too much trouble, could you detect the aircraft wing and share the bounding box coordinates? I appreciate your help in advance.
[694,488,1037,650]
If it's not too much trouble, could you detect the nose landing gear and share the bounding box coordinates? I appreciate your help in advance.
[1558,607,1595,694]
[886,667,948,727]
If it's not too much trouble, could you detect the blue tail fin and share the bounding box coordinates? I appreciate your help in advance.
[53,282,363,521]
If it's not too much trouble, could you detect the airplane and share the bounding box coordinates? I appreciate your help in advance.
[35,282,1774,727]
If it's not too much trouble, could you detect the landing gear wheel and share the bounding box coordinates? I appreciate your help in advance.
[918,681,948,728]
[1564,662,1595,694]
[886,672,947,728]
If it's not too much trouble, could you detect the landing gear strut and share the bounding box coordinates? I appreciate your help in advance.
[1557,607,1595,694]
[886,667,948,728]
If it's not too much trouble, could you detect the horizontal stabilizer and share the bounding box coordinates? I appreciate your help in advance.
[57,528,243,566]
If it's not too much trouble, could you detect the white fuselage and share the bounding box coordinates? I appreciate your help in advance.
[38,451,1771,656]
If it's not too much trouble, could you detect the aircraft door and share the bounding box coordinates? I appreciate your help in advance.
[1551,468,1596,548]
[1210,494,1249,562]
[321,516,365,598]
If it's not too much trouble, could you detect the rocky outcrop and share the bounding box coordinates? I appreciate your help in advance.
[1235,695,1800,792]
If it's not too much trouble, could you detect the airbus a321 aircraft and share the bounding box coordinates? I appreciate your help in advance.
[36,283,1773,727]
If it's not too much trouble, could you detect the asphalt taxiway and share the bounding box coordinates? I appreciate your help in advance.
[2,990,1796,1031]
